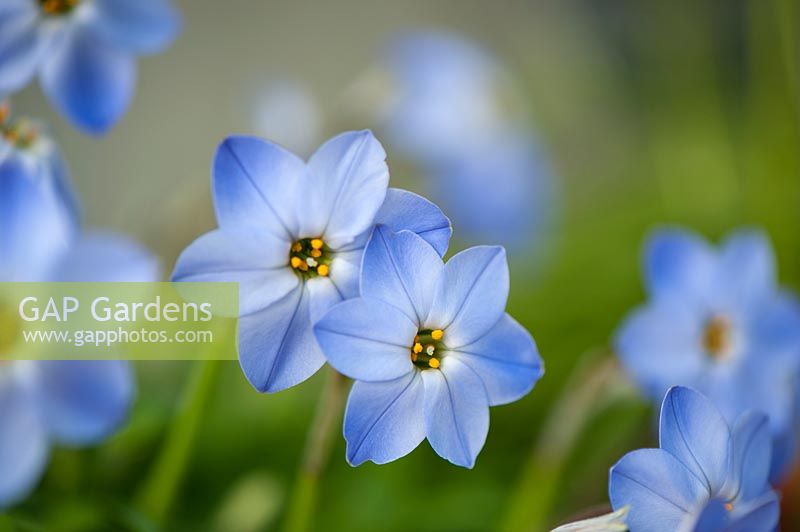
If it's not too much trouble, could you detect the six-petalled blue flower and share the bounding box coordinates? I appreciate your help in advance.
[0,149,159,507]
[0,0,180,134]
[172,130,452,394]
[314,225,543,467]
[615,227,800,480]
[609,386,780,532]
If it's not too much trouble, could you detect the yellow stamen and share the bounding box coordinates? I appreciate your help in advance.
[298,262,308,272]
[310,238,324,250]
[317,264,329,277]
[428,358,440,369]
[411,353,418,362]
[431,329,444,340]
[310,249,322,258]
[292,242,303,252]
[413,343,423,354]
[290,256,302,268]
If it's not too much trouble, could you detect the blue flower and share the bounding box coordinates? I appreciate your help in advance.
[609,386,780,532]
[0,0,180,134]
[314,225,542,467]
[172,131,452,393]
[0,138,159,507]
[615,227,800,480]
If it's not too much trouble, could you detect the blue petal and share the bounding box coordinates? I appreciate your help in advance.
[724,411,771,502]
[717,229,775,308]
[747,291,800,368]
[614,301,705,400]
[39,26,136,135]
[448,313,542,406]
[328,248,363,300]
[0,156,76,281]
[609,448,708,532]
[344,371,425,466]
[373,188,451,257]
[0,373,49,508]
[421,357,489,468]
[659,386,732,495]
[31,361,134,445]
[87,0,181,54]
[212,135,305,239]
[50,230,160,282]
[644,228,716,305]
[426,246,508,348]
[304,130,389,248]
[172,228,298,315]
[238,285,325,393]
[305,276,343,323]
[681,499,727,532]
[726,491,780,532]
[361,226,442,324]
[0,5,44,94]
[314,297,416,382]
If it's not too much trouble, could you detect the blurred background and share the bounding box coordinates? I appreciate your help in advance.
[5,0,799,530]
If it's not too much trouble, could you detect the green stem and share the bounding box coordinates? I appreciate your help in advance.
[498,351,634,532]
[134,359,224,525]
[282,368,349,532]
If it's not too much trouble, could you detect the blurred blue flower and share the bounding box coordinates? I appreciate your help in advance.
[551,507,629,531]
[370,30,558,249]
[0,155,159,507]
[248,78,322,157]
[0,0,180,134]
[609,386,779,532]
[314,225,542,467]
[615,227,800,480]
[172,131,452,393]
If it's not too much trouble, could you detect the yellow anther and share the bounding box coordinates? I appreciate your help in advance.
[317,264,329,277]
[411,353,418,362]
[414,335,419,343]
[290,257,302,269]
[431,329,444,340]
[292,242,302,252]
[311,238,324,250]
[310,249,322,258]
[298,262,308,272]
[428,358,440,369]
[413,343,423,353]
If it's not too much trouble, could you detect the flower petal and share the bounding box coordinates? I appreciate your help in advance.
[0,5,44,94]
[614,302,706,400]
[421,357,489,468]
[659,386,731,495]
[361,225,443,324]
[447,313,542,406]
[172,228,297,315]
[329,248,363,300]
[344,371,425,466]
[644,228,715,305]
[39,26,136,135]
[726,491,780,532]
[31,360,134,445]
[0,373,49,508]
[0,156,75,281]
[50,230,160,282]
[723,411,771,502]
[238,285,324,393]
[314,297,416,382]
[212,135,304,239]
[426,246,508,347]
[717,229,775,308]
[609,448,708,532]
[305,276,343,323]
[373,188,451,257]
[679,499,727,532]
[87,0,181,54]
[304,130,389,248]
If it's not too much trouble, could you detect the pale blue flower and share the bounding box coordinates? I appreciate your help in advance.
[314,225,542,467]
[172,131,451,393]
[0,0,180,134]
[615,227,800,480]
[0,156,159,507]
[609,386,779,532]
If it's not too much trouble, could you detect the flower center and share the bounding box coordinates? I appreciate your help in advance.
[0,105,38,149]
[39,0,80,15]
[289,237,332,279]
[703,315,732,360]
[411,329,445,369]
